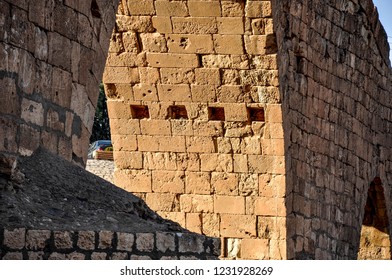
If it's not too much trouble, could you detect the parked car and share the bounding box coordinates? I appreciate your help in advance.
[87,140,113,160]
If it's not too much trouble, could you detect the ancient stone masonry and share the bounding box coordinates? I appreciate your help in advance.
[0,0,119,166]
[104,0,286,259]
[0,228,219,260]
[273,0,392,259]
[104,0,392,260]
[1,0,391,260]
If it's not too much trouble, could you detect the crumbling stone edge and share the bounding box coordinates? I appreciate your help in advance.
[0,228,221,260]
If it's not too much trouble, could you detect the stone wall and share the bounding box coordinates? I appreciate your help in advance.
[104,0,286,259]
[273,0,392,259]
[0,228,220,260]
[0,0,119,166]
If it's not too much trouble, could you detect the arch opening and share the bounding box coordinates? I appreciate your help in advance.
[358,177,391,260]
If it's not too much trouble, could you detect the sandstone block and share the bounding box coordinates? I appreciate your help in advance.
[239,173,259,196]
[171,120,194,136]
[152,16,173,33]
[172,17,218,34]
[77,231,95,250]
[201,154,233,172]
[158,136,187,153]
[233,154,248,173]
[211,172,239,195]
[214,196,245,214]
[177,153,200,172]
[157,84,192,102]
[127,0,154,15]
[245,1,272,18]
[26,230,51,250]
[152,170,185,193]
[21,98,44,126]
[54,231,73,249]
[117,232,134,252]
[217,17,245,35]
[143,152,177,170]
[213,35,244,55]
[3,252,23,260]
[258,216,286,240]
[202,54,249,69]
[147,53,199,68]
[221,1,244,17]
[122,32,140,53]
[186,136,216,153]
[178,233,205,253]
[140,33,168,52]
[247,155,272,174]
[217,85,244,103]
[112,134,137,151]
[156,232,176,253]
[66,252,85,260]
[114,151,143,169]
[155,1,189,16]
[241,136,262,154]
[116,15,154,33]
[240,238,269,260]
[244,35,277,55]
[191,84,217,102]
[254,197,286,216]
[194,68,221,86]
[109,118,140,135]
[136,233,154,252]
[193,121,224,137]
[138,135,160,152]
[139,67,160,85]
[140,119,171,135]
[103,67,140,84]
[262,138,284,156]
[202,213,220,237]
[185,171,211,194]
[220,214,256,238]
[4,228,25,249]
[167,34,214,54]
[186,213,202,233]
[106,52,147,67]
[114,169,152,192]
[146,193,180,212]
[98,231,113,249]
[224,103,248,121]
[180,194,214,213]
[189,1,221,17]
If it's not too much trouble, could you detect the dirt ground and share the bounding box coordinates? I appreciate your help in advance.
[0,148,184,233]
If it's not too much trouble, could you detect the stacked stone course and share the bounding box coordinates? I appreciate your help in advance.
[0,228,219,260]
[104,0,287,259]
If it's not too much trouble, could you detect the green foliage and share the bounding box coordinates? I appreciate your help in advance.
[90,84,111,142]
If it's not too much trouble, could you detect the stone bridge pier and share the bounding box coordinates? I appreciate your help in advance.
[1,0,392,259]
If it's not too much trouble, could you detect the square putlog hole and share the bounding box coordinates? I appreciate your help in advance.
[167,105,188,119]
[208,107,225,121]
[131,105,150,119]
[248,107,265,122]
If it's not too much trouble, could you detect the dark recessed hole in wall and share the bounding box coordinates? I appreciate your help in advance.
[248,107,265,122]
[208,107,225,121]
[131,105,149,119]
[167,105,188,119]
[91,0,101,18]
